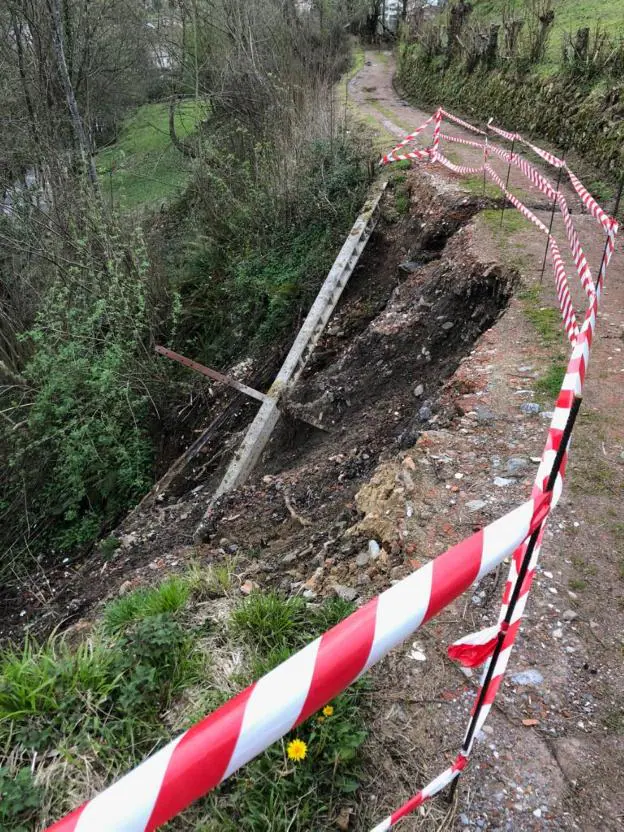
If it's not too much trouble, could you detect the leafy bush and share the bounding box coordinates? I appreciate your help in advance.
[0,767,41,832]
[0,206,164,567]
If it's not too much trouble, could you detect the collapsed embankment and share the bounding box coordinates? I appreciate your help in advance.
[1,169,517,642]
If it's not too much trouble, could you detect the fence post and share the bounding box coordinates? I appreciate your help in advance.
[499,136,516,229]
[539,151,567,282]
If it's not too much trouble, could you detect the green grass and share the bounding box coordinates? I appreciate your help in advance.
[535,362,566,397]
[103,574,191,633]
[231,593,310,652]
[518,285,567,403]
[231,592,354,654]
[472,0,624,65]
[0,572,368,831]
[482,206,527,234]
[97,100,206,211]
[519,285,564,346]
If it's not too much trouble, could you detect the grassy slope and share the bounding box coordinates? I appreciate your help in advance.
[472,0,624,63]
[97,100,206,211]
[0,567,367,830]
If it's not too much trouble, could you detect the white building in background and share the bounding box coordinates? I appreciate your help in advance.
[384,0,402,32]
[384,1,441,33]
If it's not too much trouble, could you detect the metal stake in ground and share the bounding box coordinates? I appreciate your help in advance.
[482,119,492,196]
[499,137,516,229]
[448,394,583,802]
[595,177,624,295]
[539,151,567,282]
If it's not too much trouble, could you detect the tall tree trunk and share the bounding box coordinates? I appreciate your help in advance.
[49,0,99,187]
[10,12,40,154]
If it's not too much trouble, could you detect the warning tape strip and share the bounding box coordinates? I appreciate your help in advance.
[381,146,432,165]
[45,496,551,832]
[384,112,436,156]
[435,151,484,177]
[371,109,618,830]
[440,108,487,135]
[439,132,486,151]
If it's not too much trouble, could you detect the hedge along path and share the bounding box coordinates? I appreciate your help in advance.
[45,114,617,832]
[372,108,618,830]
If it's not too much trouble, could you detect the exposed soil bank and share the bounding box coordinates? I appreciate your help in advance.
[0,173,515,643]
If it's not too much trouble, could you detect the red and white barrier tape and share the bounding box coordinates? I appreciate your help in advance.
[382,147,432,165]
[436,151,484,177]
[484,164,549,234]
[549,237,580,345]
[46,494,552,832]
[440,108,487,135]
[557,192,596,300]
[566,167,613,231]
[384,113,435,156]
[439,132,485,151]
[487,143,557,201]
[488,123,516,143]
[372,108,618,831]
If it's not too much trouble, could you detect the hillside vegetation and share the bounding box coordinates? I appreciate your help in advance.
[472,0,624,63]
[0,1,378,583]
[397,0,624,178]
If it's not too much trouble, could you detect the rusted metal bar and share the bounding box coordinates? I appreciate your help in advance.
[155,345,268,403]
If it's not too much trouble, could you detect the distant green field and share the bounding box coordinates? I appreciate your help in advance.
[472,0,624,64]
[97,100,207,211]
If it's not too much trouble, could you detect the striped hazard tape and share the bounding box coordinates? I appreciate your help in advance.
[46,108,618,831]
[46,497,551,831]
[372,107,619,831]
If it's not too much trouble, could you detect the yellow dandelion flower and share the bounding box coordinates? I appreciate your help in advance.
[317,716,325,724]
[322,705,334,717]
[287,739,307,762]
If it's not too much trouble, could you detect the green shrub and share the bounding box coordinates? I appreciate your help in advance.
[1,213,162,566]
[0,766,41,832]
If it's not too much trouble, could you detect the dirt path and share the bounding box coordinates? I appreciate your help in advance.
[348,49,624,832]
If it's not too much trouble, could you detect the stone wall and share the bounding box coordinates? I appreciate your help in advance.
[397,44,624,179]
